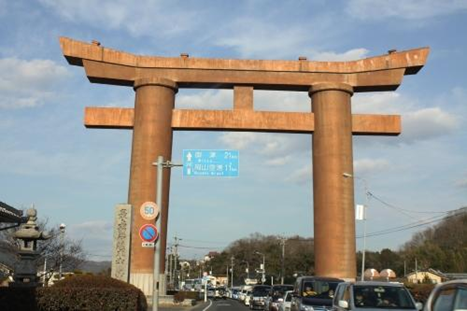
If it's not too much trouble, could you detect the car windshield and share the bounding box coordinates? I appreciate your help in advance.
[302,280,340,298]
[353,285,416,309]
[253,287,271,296]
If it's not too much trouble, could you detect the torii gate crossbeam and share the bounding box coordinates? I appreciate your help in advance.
[59,37,428,294]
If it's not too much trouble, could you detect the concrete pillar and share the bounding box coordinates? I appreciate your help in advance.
[129,78,177,295]
[309,82,356,280]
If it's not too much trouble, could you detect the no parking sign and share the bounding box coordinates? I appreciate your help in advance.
[139,224,159,245]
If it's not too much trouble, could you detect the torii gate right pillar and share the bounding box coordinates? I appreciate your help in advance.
[310,82,356,279]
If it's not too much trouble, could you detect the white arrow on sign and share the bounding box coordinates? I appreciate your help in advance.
[186,152,192,162]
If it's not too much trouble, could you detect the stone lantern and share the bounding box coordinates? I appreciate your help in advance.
[10,207,51,287]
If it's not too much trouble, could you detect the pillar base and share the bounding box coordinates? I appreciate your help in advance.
[129,272,167,296]
[130,273,153,296]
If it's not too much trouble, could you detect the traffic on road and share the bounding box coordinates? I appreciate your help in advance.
[189,278,467,311]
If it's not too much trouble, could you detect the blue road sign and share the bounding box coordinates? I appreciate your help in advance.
[139,224,159,243]
[183,149,239,177]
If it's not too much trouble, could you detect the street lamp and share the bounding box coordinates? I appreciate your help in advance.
[255,251,266,284]
[343,172,370,281]
[59,223,66,280]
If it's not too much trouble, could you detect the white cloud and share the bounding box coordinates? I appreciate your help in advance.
[311,48,370,61]
[285,165,312,184]
[70,220,113,235]
[219,132,310,164]
[455,177,467,188]
[69,221,113,260]
[402,107,460,142]
[353,93,460,143]
[346,0,467,21]
[215,19,309,59]
[354,158,390,175]
[39,0,198,38]
[265,155,292,166]
[254,90,310,112]
[219,132,258,150]
[176,90,232,110]
[0,57,70,109]
[0,147,127,185]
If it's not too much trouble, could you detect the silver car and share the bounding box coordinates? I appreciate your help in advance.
[332,281,422,311]
[423,279,467,311]
[279,291,294,311]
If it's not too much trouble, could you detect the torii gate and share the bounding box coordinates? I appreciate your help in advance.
[59,37,428,293]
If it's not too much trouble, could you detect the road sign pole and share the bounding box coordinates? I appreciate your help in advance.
[153,155,163,311]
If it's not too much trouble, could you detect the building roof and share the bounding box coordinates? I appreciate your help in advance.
[0,201,22,224]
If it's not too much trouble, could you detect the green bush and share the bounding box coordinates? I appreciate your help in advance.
[0,275,148,311]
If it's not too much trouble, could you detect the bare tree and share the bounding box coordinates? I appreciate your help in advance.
[0,218,86,285]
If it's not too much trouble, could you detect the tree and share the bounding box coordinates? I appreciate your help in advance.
[0,218,86,285]
[400,208,467,273]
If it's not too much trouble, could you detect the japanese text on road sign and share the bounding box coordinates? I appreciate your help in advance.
[183,149,239,177]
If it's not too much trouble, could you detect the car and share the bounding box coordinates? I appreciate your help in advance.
[207,287,216,299]
[291,276,344,311]
[332,281,422,311]
[423,279,467,311]
[250,285,272,310]
[265,285,294,311]
[245,290,252,306]
[231,288,240,300]
[278,291,294,311]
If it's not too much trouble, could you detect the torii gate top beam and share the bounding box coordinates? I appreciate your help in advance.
[60,37,429,92]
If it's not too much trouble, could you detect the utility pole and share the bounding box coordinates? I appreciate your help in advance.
[59,223,66,280]
[343,173,369,282]
[279,236,286,285]
[173,236,181,289]
[230,256,235,288]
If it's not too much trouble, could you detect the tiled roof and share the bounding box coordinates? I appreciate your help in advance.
[0,201,22,223]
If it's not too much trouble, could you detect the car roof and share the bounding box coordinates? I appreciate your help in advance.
[298,276,344,282]
[340,281,405,287]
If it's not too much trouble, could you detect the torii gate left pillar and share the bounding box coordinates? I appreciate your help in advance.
[59,37,428,293]
[128,78,177,293]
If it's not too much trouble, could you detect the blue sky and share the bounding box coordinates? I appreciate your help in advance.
[1,0,466,262]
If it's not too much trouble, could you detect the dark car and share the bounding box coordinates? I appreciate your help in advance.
[265,285,295,311]
[291,276,344,311]
[250,285,272,310]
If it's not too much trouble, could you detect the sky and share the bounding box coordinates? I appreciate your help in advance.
[1,0,467,264]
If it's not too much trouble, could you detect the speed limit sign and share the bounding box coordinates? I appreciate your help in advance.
[140,201,159,220]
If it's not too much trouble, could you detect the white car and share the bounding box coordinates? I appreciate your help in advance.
[245,290,252,306]
[278,291,293,311]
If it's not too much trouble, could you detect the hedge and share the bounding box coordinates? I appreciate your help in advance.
[0,275,147,311]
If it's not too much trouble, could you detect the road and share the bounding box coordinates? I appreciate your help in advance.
[191,299,250,311]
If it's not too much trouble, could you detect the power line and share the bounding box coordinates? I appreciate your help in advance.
[369,192,455,215]
[358,209,465,239]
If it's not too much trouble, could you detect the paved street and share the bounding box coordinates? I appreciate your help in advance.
[190,299,249,311]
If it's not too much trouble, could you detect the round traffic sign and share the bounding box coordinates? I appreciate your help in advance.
[140,201,159,220]
[139,224,159,243]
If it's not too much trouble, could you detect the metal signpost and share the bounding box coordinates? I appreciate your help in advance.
[152,156,183,311]
[183,149,239,177]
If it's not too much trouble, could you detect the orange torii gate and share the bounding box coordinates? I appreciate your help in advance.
[59,37,428,293]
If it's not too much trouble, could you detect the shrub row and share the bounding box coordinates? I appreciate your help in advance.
[0,275,147,311]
